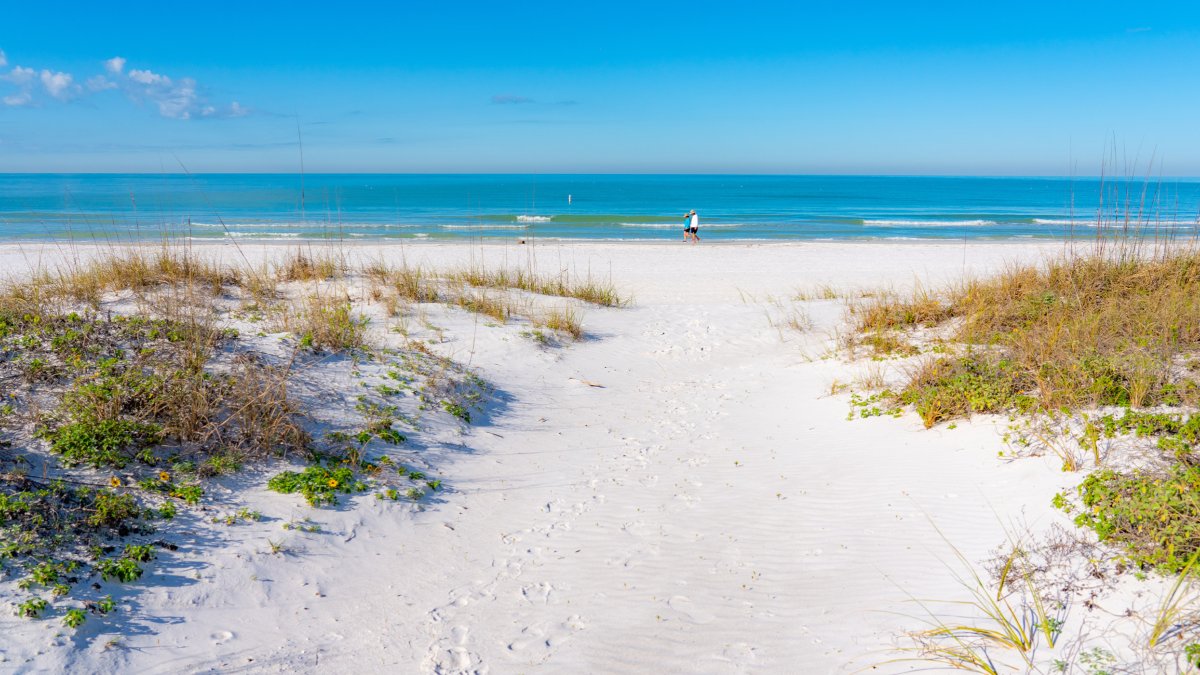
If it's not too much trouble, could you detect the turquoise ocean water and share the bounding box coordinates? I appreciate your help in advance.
[0,174,1198,242]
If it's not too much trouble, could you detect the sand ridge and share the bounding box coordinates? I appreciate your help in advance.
[0,240,1080,673]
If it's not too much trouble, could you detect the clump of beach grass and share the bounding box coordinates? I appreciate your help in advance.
[452,290,516,323]
[852,238,1200,421]
[374,262,440,304]
[446,263,628,307]
[537,306,584,340]
[279,291,369,352]
[889,523,1066,675]
[362,259,623,336]
[276,248,346,282]
[10,246,237,313]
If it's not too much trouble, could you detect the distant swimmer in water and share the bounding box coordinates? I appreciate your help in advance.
[689,209,700,243]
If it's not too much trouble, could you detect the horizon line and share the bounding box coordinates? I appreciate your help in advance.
[3,172,1198,180]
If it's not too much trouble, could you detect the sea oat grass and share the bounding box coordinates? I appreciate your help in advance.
[889,526,1064,674]
[446,264,627,306]
[537,306,584,340]
[282,292,369,351]
[854,245,1200,416]
[452,291,513,322]
[276,249,346,282]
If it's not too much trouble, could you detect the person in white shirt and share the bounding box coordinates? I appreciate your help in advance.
[688,210,700,243]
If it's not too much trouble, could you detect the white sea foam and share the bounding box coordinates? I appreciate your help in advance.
[618,222,742,229]
[194,221,310,229]
[440,224,529,230]
[222,232,301,238]
[1036,217,1198,228]
[1079,222,1199,230]
[192,221,423,230]
[516,215,552,222]
[863,219,996,227]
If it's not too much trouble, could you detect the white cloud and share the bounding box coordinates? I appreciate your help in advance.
[0,50,7,68]
[40,70,75,99]
[121,66,212,119]
[86,75,116,92]
[149,77,197,119]
[4,65,35,85]
[0,53,246,120]
[2,65,36,106]
[3,91,31,106]
[492,94,534,105]
[129,68,170,86]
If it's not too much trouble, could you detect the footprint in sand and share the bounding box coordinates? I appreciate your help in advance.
[719,642,758,665]
[506,615,587,657]
[667,596,716,625]
[520,581,555,605]
[605,553,637,568]
[620,520,653,537]
[671,492,698,510]
[210,630,234,644]
[424,624,486,674]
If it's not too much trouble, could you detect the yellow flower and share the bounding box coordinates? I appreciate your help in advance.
[159,471,171,482]
[327,479,339,488]
[109,476,121,488]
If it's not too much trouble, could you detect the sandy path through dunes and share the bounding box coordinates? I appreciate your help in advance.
[0,241,1076,673]
[410,291,1067,673]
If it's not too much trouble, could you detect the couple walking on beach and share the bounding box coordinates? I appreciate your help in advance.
[683,209,701,243]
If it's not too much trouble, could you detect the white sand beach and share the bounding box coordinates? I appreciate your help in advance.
[0,240,1143,673]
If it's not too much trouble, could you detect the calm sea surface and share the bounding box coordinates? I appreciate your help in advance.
[0,174,1197,242]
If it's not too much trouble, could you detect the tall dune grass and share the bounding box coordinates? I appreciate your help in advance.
[852,236,1200,424]
[445,263,627,307]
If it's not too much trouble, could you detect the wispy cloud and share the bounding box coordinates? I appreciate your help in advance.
[3,91,31,106]
[40,70,75,100]
[1,65,36,106]
[100,61,244,119]
[0,50,246,119]
[2,66,34,86]
[86,74,117,92]
[491,94,580,108]
[491,94,534,105]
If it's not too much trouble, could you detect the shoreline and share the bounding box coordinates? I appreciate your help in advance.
[0,236,1153,248]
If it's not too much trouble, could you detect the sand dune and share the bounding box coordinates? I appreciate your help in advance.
[0,240,1086,673]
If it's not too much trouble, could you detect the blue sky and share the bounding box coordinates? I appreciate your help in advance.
[1,1,1198,174]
